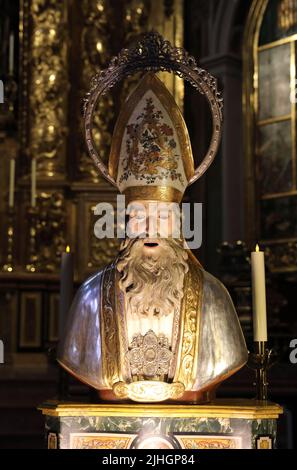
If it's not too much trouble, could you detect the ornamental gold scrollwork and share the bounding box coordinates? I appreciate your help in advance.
[119,0,151,105]
[101,264,120,387]
[78,0,151,182]
[127,330,173,378]
[88,205,121,269]
[89,237,121,270]
[26,192,67,272]
[29,0,69,178]
[173,258,202,389]
[278,0,297,31]
[78,0,115,181]
[112,380,185,402]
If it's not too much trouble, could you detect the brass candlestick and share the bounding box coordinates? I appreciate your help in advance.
[248,341,274,401]
[26,206,38,273]
[2,207,15,272]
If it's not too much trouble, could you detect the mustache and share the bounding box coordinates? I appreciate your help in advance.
[119,236,184,253]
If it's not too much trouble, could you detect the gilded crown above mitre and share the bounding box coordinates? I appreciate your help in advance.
[84,32,223,201]
[109,73,194,203]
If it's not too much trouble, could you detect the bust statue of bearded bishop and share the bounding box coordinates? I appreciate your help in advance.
[58,50,248,403]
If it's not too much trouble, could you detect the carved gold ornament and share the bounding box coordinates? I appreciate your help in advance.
[127,330,173,378]
[173,252,203,389]
[101,263,121,387]
[112,380,185,402]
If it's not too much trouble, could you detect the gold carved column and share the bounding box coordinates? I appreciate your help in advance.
[28,0,69,179]
[19,0,69,273]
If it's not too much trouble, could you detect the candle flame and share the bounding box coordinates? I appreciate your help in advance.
[255,244,260,252]
[66,245,70,253]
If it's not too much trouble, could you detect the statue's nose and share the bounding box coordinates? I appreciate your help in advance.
[145,214,158,237]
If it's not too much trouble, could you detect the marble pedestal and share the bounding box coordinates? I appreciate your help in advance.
[39,399,283,449]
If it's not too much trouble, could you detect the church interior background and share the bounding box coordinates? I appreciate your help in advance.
[0,0,297,449]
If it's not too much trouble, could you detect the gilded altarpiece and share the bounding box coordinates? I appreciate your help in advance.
[0,0,183,356]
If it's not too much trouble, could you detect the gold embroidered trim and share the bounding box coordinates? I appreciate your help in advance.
[124,185,183,203]
[173,253,203,389]
[101,264,120,387]
[115,267,131,382]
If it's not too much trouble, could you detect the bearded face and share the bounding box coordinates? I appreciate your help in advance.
[116,237,189,318]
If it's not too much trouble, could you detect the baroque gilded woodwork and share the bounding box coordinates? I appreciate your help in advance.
[77,0,116,182]
[75,0,153,182]
[121,2,158,110]
[78,198,121,277]
[74,192,121,279]
[278,0,297,32]
[89,237,121,272]
[26,191,67,273]
[25,0,69,178]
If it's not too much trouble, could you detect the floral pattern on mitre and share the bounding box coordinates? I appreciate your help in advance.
[118,95,185,187]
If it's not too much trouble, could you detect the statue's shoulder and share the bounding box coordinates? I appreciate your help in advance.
[199,268,248,369]
[58,265,112,386]
[74,261,114,309]
[82,260,116,286]
[188,251,231,300]
[200,268,241,323]
[201,269,232,300]
[79,269,103,291]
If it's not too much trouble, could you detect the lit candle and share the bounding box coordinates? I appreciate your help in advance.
[9,32,14,75]
[59,245,74,338]
[251,244,268,342]
[8,158,15,208]
[31,158,36,207]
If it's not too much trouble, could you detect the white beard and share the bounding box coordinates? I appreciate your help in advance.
[116,238,189,345]
[116,238,189,319]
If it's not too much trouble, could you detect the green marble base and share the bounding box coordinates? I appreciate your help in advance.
[39,399,283,449]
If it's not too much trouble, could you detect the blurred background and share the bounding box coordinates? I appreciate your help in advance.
[0,0,296,449]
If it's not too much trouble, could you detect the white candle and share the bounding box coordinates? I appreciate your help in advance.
[31,158,37,207]
[8,158,15,208]
[9,32,14,75]
[251,244,268,342]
